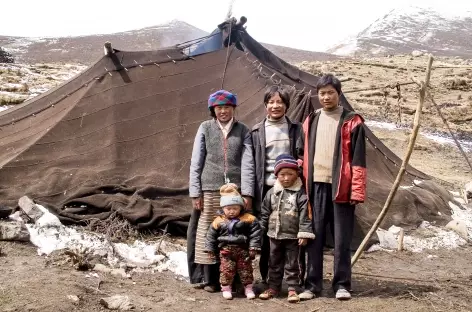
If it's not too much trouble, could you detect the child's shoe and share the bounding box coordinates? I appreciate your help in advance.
[221,285,233,300]
[287,289,300,303]
[244,284,256,299]
[259,288,277,300]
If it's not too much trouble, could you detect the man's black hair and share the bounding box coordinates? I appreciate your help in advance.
[316,74,342,94]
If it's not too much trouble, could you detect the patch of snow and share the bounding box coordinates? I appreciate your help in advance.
[26,206,188,278]
[366,120,472,152]
[374,200,472,253]
[156,251,188,277]
[422,133,472,152]
[365,120,400,130]
[0,105,12,112]
[113,241,165,267]
[330,39,359,56]
[418,31,434,43]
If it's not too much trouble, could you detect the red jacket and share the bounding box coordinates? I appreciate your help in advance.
[299,109,366,214]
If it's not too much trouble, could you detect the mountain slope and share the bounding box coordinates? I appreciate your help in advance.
[327,6,472,57]
[0,20,208,64]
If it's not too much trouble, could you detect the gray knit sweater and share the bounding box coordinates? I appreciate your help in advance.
[189,119,255,197]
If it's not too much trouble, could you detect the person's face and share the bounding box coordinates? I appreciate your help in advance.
[266,92,287,119]
[318,85,340,111]
[223,204,242,219]
[277,168,298,188]
[214,105,234,122]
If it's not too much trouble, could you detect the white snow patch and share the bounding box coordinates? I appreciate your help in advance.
[422,133,472,152]
[330,39,359,56]
[365,120,401,130]
[26,206,188,278]
[0,105,12,112]
[373,200,472,253]
[365,120,472,152]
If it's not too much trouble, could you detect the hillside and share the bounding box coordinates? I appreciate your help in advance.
[327,6,472,57]
[0,20,208,64]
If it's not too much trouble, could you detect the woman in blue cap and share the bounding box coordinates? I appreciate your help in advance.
[187,90,255,292]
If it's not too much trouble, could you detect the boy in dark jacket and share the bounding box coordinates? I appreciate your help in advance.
[205,183,261,300]
[259,154,315,303]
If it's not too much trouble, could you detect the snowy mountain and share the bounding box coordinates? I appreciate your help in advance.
[327,6,472,57]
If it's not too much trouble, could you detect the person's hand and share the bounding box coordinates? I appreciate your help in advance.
[298,238,308,246]
[192,197,203,210]
[208,251,216,260]
[243,196,252,211]
[350,200,359,206]
[249,249,257,260]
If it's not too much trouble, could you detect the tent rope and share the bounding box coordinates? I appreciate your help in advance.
[427,90,472,171]
[221,21,233,89]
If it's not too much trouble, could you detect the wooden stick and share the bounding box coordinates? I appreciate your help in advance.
[461,189,469,205]
[343,81,416,94]
[351,55,434,267]
[397,228,404,251]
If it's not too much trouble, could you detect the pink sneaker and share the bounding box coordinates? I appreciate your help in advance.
[221,285,233,300]
[244,284,256,299]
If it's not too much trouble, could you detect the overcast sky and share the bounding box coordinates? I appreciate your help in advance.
[1,0,471,51]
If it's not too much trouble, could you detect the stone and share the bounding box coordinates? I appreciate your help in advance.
[18,196,44,222]
[94,264,129,278]
[110,268,128,279]
[93,263,112,274]
[0,221,30,241]
[445,220,469,239]
[100,295,133,310]
[67,295,80,303]
[465,181,472,199]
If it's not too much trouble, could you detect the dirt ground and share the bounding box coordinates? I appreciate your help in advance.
[1,240,472,312]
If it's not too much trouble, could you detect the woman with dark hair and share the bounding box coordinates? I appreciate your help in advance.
[251,85,303,284]
[187,89,255,292]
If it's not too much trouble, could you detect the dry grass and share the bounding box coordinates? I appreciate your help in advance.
[297,54,472,136]
[0,95,27,105]
[84,212,140,242]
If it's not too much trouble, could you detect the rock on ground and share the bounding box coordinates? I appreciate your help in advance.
[0,221,30,241]
[100,295,134,310]
[445,220,469,239]
[465,181,472,199]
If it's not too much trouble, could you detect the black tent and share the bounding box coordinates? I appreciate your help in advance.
[0,18,455,244]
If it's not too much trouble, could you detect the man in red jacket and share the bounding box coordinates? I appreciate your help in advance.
[298,74,366,301]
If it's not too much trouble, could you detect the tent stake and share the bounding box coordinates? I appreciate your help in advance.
[397,228,404,251]
[351,55,434,267]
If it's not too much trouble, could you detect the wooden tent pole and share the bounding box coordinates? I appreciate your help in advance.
[351,55,434,267]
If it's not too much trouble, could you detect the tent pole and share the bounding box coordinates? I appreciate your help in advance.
[351,55,434,267]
